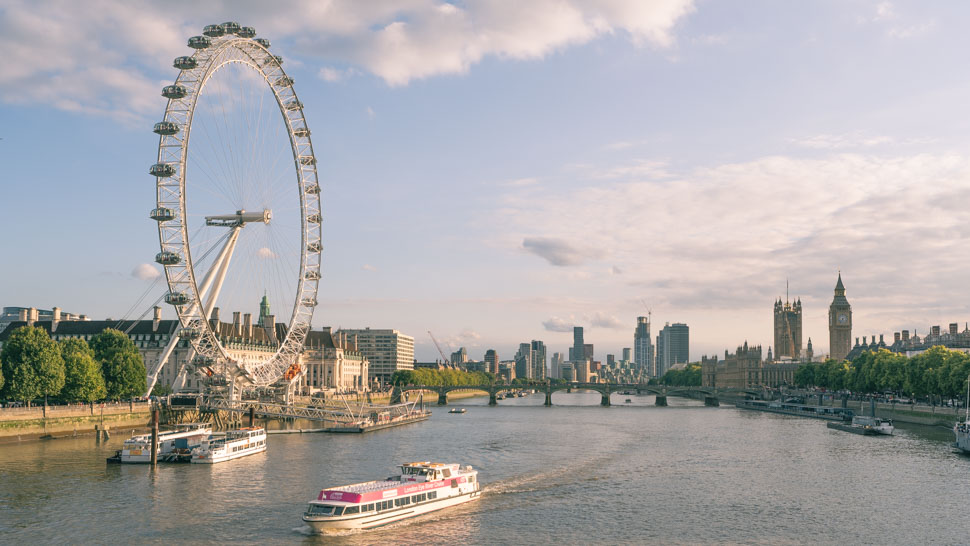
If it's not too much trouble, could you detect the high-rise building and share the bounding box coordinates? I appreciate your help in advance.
[551,351,564,379]
[515,341,548,379]
[571,327,584,363]
[484,349,499,374]
[828,273,852,361]
[622,347,632,361]
[515,343,532,379]
[531,340,547,379]
[656,322,689,377]
[450,346,468,366]
[773,285,803,359]
[337,328,414,385]
[634,315,654,376]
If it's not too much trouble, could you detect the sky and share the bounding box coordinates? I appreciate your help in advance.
[2,0,970,363]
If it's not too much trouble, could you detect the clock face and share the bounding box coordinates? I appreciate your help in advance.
[838,313,848,324]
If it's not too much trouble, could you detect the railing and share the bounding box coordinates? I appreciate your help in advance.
[198,395,426,424]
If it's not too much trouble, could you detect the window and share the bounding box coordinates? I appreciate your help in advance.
[344,506,359,515]
[306,504,342,516]
[367,504,375,511]
[428,491,437,500]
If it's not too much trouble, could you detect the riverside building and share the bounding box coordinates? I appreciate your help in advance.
[337,328,415,386]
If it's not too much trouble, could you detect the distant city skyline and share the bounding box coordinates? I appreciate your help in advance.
[4,2,970,362]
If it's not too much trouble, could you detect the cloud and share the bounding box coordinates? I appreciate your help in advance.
[257,247,277,259]
[132,263,161,280]
[522,237,600,266]
[542,316,576,332]
[501,152,970,317]
[362,264,377,271]
[792,133,894,150]
[590,312,624,329]
[610,265,623,275]
[318,66,357,82]
[0,1,696,121]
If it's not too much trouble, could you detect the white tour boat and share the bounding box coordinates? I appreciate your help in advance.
[303,461,481,532]
[190,427,267,464]
[107,423,212,464]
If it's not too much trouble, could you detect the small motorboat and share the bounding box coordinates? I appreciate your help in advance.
[448,408,467,414]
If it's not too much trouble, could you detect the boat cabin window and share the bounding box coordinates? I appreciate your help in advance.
[344,506,359,515]
[366,503,375,512]
[428,491,437,500]
[443,469,452,478]
[306,504,343,516]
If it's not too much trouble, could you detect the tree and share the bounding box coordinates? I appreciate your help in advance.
[794,364,815,387]
[0,326,65,406]
[60,338,106,403]
[90,329,146,400]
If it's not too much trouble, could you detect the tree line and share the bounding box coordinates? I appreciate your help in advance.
[0,326,148,406]
[794,346,970,399]
[652,363,702,387]
[390,368,495,387]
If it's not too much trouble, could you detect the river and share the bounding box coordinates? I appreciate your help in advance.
[0,391,966,544]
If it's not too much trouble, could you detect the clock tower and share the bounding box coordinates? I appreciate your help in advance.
[828,273,852,361]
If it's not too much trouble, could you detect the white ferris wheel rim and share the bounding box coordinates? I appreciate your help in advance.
[151,24,322,387]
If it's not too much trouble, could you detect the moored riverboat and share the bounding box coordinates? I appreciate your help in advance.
[106,423,212,464]
[735,399,854,421]
[827,415,894,436]
[190,427,266,463]
[449,408,467,414]
[303,461,481,532]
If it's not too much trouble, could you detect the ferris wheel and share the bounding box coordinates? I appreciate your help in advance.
[146,22,322,395]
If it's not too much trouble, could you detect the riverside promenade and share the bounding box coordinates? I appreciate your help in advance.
[0,401,151,441]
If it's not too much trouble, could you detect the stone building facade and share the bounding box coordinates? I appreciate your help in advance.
[701,342,798,389]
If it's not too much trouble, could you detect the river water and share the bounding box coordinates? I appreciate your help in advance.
[1,391,966,545]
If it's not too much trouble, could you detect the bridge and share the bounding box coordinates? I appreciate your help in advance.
[392,382,728,407]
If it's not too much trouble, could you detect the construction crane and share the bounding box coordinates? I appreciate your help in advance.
[427,331,450,364]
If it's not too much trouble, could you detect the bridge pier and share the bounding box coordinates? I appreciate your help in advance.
[704,396,719,407]
[544,390,552,406]
[601,392,611,407]
[489,391,497,406]
[655,395,667,406]
[437,391,448,406]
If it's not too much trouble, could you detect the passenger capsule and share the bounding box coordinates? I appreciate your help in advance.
[301,297,318,307]
[263,55,283,66]
[293,127,310,137]
[203,24,225,37]
[237,26,256,38]
[161,85,187,99]
[254,38,271,48]
[299,156,316,166]
[192,355,214,366]
[150,163,176,177]
[174,56,198,70]
[165,292,190,306]
[155,251,181,265]
[188,36,211,49]
[284,99,303,111]
[275,76,294,87]
[150,207,176,222]
[305,270,321,280]
[306,213,321,223]
[305,184,321,195]
[307,241,322,253]
[153,121,180,136]
[221,21,241,34]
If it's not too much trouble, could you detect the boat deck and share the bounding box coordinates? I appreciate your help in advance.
[330,479,401,495]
